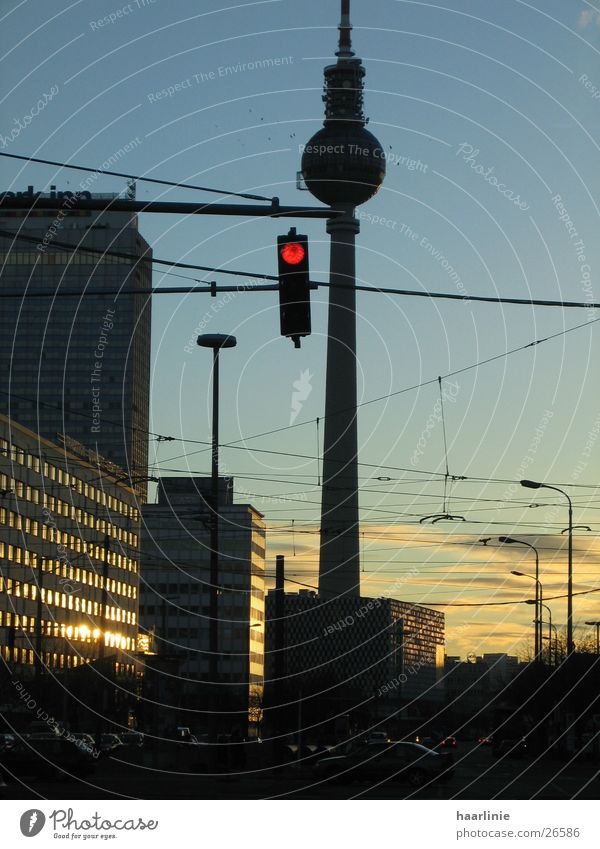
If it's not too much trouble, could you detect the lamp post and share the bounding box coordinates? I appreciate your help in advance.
[585,620,600,655]
[521,480,574,655]
[550,623,558,666]
[527,599,553,664]
[540,624,559,667]
[510,569,543,661]
[197,333,237,745]
[539,603,554,666]
[500,536,541,660]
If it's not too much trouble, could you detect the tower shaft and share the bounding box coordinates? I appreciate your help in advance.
[319,206,361,598]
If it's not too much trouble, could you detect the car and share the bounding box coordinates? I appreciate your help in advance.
[27,721,60,735]
[0,734,16,752]
[70,733,97,756]
[440,736,457,749]
[27,731,62,741]
[314,741,454,788]
[174,727,208,746]
[98,733,123,754]
[179,734,201,746]
[415,735,437,749]
[175,726,194,740]
[363,731,391,745]
[119,731,144,748]
[478,735,493,746]
[0,735,97,780]
[494,737,528,758]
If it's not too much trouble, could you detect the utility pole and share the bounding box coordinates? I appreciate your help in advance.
[197,334,237,757]
[273,554,286,734]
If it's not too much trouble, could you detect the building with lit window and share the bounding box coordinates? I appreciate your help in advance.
[139,477,265,735]
[0,414,141,685]
[0,187,151,499]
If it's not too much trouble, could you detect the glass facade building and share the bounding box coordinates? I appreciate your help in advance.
[0,194,151,499]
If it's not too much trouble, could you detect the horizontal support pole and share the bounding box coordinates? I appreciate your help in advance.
[0,285,281,297]
[0,197,338,218]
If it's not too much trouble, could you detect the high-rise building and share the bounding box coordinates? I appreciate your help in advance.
[0,414,141,679]
[0,187,151,499]
[139,477,266,734]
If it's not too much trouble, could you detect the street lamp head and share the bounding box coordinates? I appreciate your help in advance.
[197,334,237,350]
[524,599,536,605]
[499,536,517,544]
[585,620,600,626]
[521,479,542,489]
[511,570,524,577]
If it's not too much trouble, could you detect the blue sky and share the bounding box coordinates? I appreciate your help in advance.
[1,0,600,655]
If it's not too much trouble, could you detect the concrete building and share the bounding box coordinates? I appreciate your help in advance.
[482,653,520,691]
[139,477,266,733]
[265,591,444,712]
[0,414,141,679]
[0,187,151,498]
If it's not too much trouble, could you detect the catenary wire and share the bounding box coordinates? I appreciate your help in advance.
[0,151,273,201]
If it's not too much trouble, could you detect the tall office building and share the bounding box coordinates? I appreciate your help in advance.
[139,477,266,734]
[0,186,151,499]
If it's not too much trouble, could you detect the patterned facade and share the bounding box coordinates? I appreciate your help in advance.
[265,590,445,703]
[0,414,141,677]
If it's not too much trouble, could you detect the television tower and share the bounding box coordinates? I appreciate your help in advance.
[301,0,385,598]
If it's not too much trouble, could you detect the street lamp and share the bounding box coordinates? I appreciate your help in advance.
[500,536,541,660]
[510,569,543,661]
[540,623,559,667]
[585,620,600,656]
[521,480,574,655]
[197,333,237,744]
[527,599,554,665]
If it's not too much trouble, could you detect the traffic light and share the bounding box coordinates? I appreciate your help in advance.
[277,227,311,348]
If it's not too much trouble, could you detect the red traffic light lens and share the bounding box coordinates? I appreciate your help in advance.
[280,242,305,265]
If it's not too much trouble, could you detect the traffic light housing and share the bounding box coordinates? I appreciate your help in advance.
[278,228,311,348]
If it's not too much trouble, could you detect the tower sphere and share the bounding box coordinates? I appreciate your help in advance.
[301,124,386,207]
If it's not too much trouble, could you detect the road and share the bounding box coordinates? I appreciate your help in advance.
[1,743,598,800]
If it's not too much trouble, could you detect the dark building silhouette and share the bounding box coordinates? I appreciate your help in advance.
[264,590,444,735]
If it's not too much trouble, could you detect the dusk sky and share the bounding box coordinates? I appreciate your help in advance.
[1,0,600,657]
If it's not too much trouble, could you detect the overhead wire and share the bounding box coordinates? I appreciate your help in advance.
[0,229,278,282]
[154,314,600,465]
[2,228,600,307]
[0,151,273,201]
